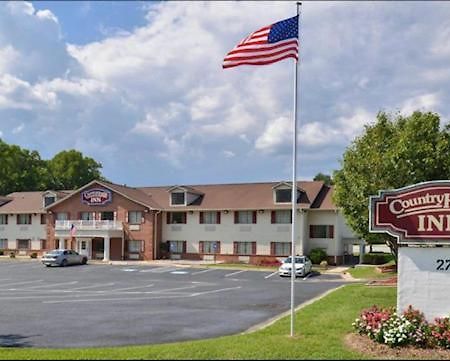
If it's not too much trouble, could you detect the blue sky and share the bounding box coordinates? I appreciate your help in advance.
[1,1,450,187]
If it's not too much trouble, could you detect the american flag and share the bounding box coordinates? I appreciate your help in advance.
[223,15,298,69]
[70,223,77,238]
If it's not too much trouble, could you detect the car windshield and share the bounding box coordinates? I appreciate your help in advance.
[284,257,305,264]
[46,250,63,256]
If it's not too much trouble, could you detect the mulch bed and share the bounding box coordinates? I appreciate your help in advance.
[366,276,397,286]
[345,333,450,360]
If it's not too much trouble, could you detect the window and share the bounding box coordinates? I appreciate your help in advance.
[17,239,30,250]
[80,212,94,220]
[167,212,186,224]
[271,210,292,224]
[234,211,256,224]
[44,196,56,207]
[101,212,114,221]
[199,241,220,254]
[234,241,256,255]
[168,240,186,254]
[0,214,7,225]
[17,214,32,225]
[0,239,7,249]
[128,240,143,253]
[128,211,143,224]
[275,189,291,203]
[309,225,334,239]
[40,214,47,225]
[200,211,220,224]
[271,242,291,256]
[171,192,185,205]
[56,212,68,221]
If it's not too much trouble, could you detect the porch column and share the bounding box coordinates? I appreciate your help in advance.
[58,238,64,249]
[103,236,110,262]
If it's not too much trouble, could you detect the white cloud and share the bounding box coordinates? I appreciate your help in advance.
[0,45,20,73]
[255,116,292,154]
[400,93,440,116]
[12,123,24,134]
[222,150,235,158]
[36,9,58,23]
[0,74,57,110]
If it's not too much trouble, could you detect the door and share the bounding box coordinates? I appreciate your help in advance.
[78,239,91,259]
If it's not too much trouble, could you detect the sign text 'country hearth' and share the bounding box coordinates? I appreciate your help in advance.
[370,181,450,243]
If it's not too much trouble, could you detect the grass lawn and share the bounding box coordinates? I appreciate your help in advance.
[0,284,396,360]
[346,265,396,280]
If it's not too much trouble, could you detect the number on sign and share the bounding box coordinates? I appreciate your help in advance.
[436,259,450,271]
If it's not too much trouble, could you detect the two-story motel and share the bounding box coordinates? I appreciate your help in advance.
[0,179,362,265]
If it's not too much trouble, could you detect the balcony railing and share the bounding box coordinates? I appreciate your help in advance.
[55,220,123,231]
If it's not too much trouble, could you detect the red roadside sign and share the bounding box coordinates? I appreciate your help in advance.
[370,181,450,243]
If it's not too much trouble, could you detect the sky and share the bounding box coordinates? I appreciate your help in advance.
[1,1,450,188]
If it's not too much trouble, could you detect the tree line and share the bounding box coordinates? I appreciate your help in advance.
[0,139,105,196]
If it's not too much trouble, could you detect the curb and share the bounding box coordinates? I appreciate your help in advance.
[241,284,347,335]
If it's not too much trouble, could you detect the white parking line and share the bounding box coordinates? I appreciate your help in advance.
[106,284,154,293]
[264,271,278,279]
[25,281,78,289]
[120,268,138,272]
[191,286,242,296]
[148,267,179,273]
[224,270,246,277]
[303,273,313,281]
[1,280,44,288]
[191,268,213,275]
[43,286,242,304]
[70,283,115,291]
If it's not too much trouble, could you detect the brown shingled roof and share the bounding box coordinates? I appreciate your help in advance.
[1,180,337,214]
[0,192,46,214]
[139,181,335,210]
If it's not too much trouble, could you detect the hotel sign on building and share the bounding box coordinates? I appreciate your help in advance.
[81,188,112,206]
[370,180,450,321]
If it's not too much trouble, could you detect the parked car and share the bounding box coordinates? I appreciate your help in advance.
[278,256,312,277]
[41,249,88,267]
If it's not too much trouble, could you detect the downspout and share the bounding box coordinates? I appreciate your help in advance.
[153,209,162,260]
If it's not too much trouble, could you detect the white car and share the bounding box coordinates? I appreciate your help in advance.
[278,256,312,277]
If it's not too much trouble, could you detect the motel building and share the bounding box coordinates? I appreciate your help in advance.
[0,179,362,265]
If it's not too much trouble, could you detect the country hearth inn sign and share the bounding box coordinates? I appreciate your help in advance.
[370,180,450,243]
[369,180,450,321]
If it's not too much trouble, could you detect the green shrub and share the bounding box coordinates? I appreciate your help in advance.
[363,252,393,265]
[9,252,15,258]
[309,248,327,264]
[30,252,38,259]
[0,250,4,256]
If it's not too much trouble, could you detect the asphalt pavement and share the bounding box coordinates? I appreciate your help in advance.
[0,260,347,348]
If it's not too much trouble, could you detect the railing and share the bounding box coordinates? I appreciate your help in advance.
[55,220,123,231]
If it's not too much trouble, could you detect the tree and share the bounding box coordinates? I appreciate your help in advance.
[0,139,51,195]
[313,172,334,185]
[333,111,450,263]
[48,150,104,190]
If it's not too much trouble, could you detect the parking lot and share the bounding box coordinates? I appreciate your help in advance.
[0,260,347,348]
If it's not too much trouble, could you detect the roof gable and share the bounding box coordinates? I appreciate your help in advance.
[46,180,161,210]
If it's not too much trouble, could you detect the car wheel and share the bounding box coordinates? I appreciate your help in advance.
[45,264,51,267]
[61,259,68,267]
[81,257,87,265]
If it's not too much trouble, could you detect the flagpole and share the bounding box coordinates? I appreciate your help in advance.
[290,1,301,338]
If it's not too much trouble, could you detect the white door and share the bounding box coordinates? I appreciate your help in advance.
[78,239,91,259]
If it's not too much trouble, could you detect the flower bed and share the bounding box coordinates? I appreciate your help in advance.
[353,305,450,349]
